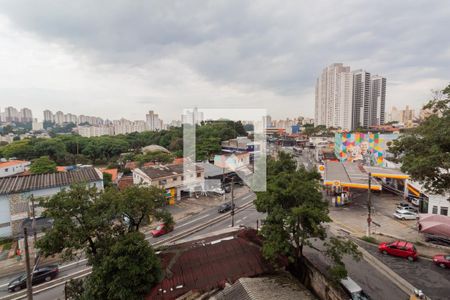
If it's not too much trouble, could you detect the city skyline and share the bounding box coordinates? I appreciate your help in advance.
[315,63,386,130]
[0,1,449,121]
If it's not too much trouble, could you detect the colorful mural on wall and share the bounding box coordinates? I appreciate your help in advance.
[335,132,387,166]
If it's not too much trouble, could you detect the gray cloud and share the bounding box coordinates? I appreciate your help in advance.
[0,0,449,119]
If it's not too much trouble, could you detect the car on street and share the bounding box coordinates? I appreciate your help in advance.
[211,187,225,195]
[340,277,371,300]
[150,223,173,237]
[8,265,59,292]
[393,209,418,220]
[397,203,418,212]
[218,202,235,213]
[432,254,450,268]
[397,202,410,209]
[399,205,418,213]
[378,240,418,261]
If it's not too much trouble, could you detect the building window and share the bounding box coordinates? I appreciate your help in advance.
[197,172,201,178]
[4,168,8,172]
[159,179,167,186]
[440,207,448,216]
[181,176,184,181]
[432,206,438,214]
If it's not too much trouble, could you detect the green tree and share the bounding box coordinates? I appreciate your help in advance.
[135,151,174,166]
[103,172,113,188]
[390,84,450,195]
[0,139,34,159]
[83,232,162,300]
[32,139,67,162]
[29,156,57,174]
[255,152,360,281]
[37,184,117,261]
[108,185,169,232]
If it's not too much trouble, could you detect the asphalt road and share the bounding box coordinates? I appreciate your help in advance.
[359,241,450,300]
[2,180,439,300]
[0,191,258,300]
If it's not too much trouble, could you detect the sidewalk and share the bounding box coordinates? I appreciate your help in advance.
[0,186,251,279]
[329,192,450,258]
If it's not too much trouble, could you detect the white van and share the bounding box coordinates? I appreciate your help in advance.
[341,277,371,300]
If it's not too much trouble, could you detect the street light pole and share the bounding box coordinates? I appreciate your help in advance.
[23,227,33,300]
[231,176,235,227]
[367,172,372,237]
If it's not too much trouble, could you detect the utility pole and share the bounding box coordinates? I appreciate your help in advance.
[30,196,37,244]
[23,227,33,300]
[231,176,235,227]
[367,172,372,237]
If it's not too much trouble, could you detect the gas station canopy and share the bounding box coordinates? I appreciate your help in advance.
[323,161,382,190]
[363,166,410,180]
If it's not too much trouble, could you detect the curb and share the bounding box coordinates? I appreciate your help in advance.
[357,244,416,296]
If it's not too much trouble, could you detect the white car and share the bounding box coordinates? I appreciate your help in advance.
[394,209,418,220]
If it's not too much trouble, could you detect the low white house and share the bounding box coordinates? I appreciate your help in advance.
[0,167,103,237]
[0,160,30,178]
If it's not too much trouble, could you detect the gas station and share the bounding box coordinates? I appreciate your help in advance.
[321,161,411,206]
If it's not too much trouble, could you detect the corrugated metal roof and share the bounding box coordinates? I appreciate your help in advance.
[0,167,102,195]
[147,229,273,300]
[139,164,203,179]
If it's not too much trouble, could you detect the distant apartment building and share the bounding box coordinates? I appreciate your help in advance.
[0,107,33,123]
[32,118,44,131]
[146,110,163,131]
[43,110,104,126]
[370,76,386,126]
[315,63,353,130]
[77,119,151,137]
[314,63,386,130]
[388,105,415,125]
[352,69,371,129]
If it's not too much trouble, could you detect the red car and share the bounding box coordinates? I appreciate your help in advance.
[150,224,173,237]
[378,240,418,261]
[433,254,450,268]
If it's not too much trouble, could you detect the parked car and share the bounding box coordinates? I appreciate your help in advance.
[150,223,173,237]
[400,205,418,213]
[218,202,235,213]
[397,202,410,209]
[211,187,225,195]
[340,277,371,300]
[393,209,418,220]
[8,265,59,292]
[378,241,418,261]
[432,254,450,268]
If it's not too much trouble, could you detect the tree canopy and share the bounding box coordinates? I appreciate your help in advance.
[83,232,162,300]
[255,152,360,281]
[29,156,57,174]
[37,184,172,299]
[0,120,247,166]
[390,84,450,195]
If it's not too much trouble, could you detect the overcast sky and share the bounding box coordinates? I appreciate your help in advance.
[0,1,449,122]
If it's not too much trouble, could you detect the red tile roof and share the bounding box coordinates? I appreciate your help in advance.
[0,160,29,168]
[118,175,133,191]
[147,229,274,300]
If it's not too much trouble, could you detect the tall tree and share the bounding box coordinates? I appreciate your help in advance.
[83,232,162,300]
[107,185,169,232]
[37,184,117,261]
[390,84,450,195]
[29,156,57,174]
[255,152,360,281]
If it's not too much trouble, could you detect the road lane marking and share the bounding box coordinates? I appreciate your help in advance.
[176,213,211,229]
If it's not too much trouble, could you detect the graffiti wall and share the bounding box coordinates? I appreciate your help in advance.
[334,132,389,166]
